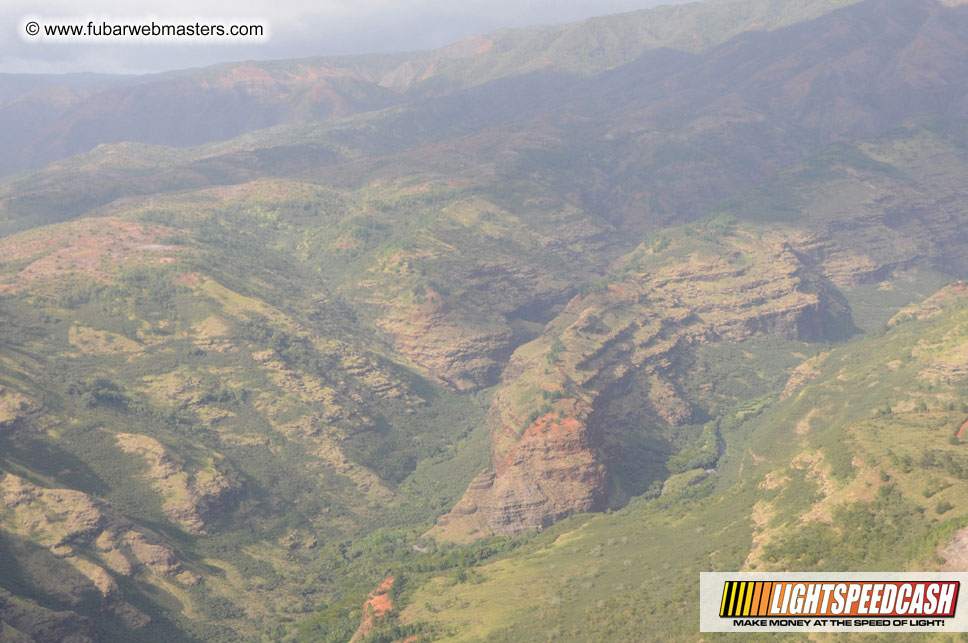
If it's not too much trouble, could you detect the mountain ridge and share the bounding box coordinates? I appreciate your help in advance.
[0,0,863,176]
[3,0,968,640]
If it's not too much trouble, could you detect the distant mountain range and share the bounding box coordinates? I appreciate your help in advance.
[0,0,860,176]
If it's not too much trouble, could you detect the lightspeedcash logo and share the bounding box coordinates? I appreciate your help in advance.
[700,573,968,633]
[719,580,957,618]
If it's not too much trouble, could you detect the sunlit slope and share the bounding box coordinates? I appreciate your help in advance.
[0,209,492,641]
[3,89,968,643]
[0,1,968,640]
[397,282,968,641]
[433,121,968,542]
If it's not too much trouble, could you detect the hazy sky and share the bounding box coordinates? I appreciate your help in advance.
[3,0,691,75]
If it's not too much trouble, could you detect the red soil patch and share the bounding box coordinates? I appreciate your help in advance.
[352,576,395,641]
[335,237,359,251]
[524,397,584,437]
[0,218,186,294]
[439,35,493,57]
[175,272,201,287]
[529,412,582,437]
[957,418,968,440]
[213,65,276,91]
[935,281,968,300]
[607,282,636,300]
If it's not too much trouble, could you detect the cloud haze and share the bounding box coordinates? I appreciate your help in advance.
[2,0,689,75]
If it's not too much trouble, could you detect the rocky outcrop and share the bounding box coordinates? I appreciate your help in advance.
[768,134,968,290]
[435,229,843,539]
[0,589,96,643]
[0,473,191,579]
[891,281,968,325]
[940,525,968,571]
[0,473,199,633]
[0,387,36,432]
[439,178,968,539]
[378,290,514,391]
[436,406,608,538]
[487,419,607,533]
[115,433,242,534]
[783,351,830,398]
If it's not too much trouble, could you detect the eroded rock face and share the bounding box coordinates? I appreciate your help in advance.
[0,475,193,580]
[115,433,242,534]
[489,432,607,533]
[439,194,968,539]
[0,387,37,432]
[0,473,198,633]
[940,524,968,571]
[378,291,514,391]
[0,589,96,643]
[434,231,841,539]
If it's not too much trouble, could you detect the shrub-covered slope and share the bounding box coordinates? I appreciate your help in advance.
[2,0,968,640]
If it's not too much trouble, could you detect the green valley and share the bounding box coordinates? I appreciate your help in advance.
[2,0,968,641]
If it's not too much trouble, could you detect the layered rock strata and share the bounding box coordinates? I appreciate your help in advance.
[434,230,839,538]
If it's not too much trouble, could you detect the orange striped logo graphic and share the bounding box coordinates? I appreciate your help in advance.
[720,581,775,617]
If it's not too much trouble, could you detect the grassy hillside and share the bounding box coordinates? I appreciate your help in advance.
[0,108,964,643]
[2,1,968,640]
[0,212,493,640]
[394,282,968,641]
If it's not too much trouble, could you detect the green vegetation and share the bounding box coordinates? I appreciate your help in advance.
[666,421,718,474]
[0,209,499,640]
[3,122,968,639]
[2,1,968,640]
[391,286,968,640]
